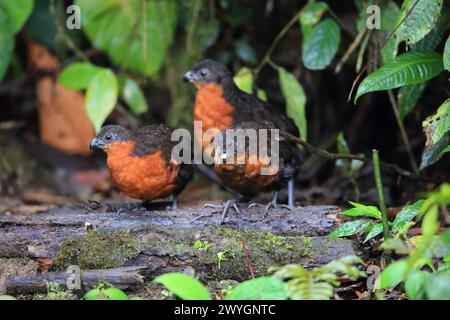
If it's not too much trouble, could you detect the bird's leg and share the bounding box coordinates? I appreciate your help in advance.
[287,179,295,210]
[166,195,178,211]
[262,191,279,219]
[205,199,243,224]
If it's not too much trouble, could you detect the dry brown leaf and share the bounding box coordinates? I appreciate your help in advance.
[27,42,95,156]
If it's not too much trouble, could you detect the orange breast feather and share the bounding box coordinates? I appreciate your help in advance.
[105,141,179,200]
[193,83,234,149]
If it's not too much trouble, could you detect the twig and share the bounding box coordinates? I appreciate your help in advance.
[49,0,88,61]
[253,9,302,78]
[327,8,358,38]
[387,90,419,173]
[281,131,437,182]
[348,0,421,102]
[335,26,367,73]
[241,236,255,279]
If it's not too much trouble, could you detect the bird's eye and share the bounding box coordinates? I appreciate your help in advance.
[105,134,112,140]
[200,69,208,76]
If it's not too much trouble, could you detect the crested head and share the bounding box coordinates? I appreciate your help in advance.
[90,125,132,151]
[183,59,233,87]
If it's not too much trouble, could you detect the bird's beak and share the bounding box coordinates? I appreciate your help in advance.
[90,137,105,150]
[183,70,196,83]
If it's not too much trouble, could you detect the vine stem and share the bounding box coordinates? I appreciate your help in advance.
[387,90,419,173]
[372,150,391,241]
[49,0,88,62]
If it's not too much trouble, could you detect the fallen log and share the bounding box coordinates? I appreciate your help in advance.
[0,201,357,295]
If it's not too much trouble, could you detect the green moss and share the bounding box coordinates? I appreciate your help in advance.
[53,230,142,269]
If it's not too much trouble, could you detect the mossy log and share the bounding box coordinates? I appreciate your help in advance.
[0,201,357,295]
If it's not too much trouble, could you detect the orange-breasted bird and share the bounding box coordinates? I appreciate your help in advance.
[90,124,193,209]
[184,59,301,214]
[207,121,298,223]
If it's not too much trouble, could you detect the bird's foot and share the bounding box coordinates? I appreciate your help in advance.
[205,200,243,224]
[248,201,294,219]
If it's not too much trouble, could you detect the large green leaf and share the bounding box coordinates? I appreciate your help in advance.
[328,220,372,238]
[279,68,307,140]
[420,131,450,169]
[59,62,103,90]
[397,11,449,119]
[85,69,118,132]
[444,35,450,71]
[395,0,443,47]
[355,51,443,102]
[0,9,14,81]
[77,0,176,76]
[225,277,287,300]
[302,18,340,70]
[120,77,148,115]
[405,270,427,299]
[0,0,34,34]
[154,273,211,300]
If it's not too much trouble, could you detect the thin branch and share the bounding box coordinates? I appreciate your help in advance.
[348,0,421,102]
[335,26,367,73]
[241,236,255,279]
[281,131,436,182]
[387,90,419,173]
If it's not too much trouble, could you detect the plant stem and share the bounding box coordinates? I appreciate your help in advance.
[372,150,390,241]
[387,90,419,174]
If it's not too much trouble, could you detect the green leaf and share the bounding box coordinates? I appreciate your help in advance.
[328,220,372,238]
[377,260,408,289]
[422,97,450,146]
[355,51,444,103]
[59,62,103,90]
[420,130,450,169]
[0,295,16,300]
[344,201,382,219]
[299,1,328,35]
[225,277,287,300]
[395,0,443,46]
[0,9,14,81]
[85,69,118,133]
[364,223,383,243]
[0,0,34,34]
[412,9,450,51]
[424,270,450,299]
[120,77,148,115]
[154,273,211,300]
[380,1,400,64]
[279,68,307,140]
[392,199,425,232]
[405,270,427,299]
[421,204,439,237]
[444,35,450,72]
[336,132,363,177]
[76,0,176,76]
[84,287,129,300]
[234,40,257,65]
[302,18,340,70]
[398,83,427,120]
